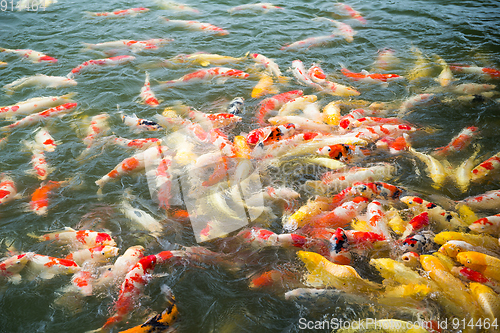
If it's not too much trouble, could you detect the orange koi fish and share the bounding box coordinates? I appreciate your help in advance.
[86,7,150,17]
[29,180,64,215]
[162,18,229,35]
[340,67,404,85]
[470,151,500,183]
[27,254,80,280]
[0,47,57,63]
[251,73,279,98]
[68,55,135,78]
[317,143,370,163]
[0,174,20,205]
[433,126,479,156]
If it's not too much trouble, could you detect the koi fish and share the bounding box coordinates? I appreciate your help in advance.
[407,47,433,82]
[3,74,77,92]
[311,196,370,229]
[34,127,57,152]
[446,83,496,95]
[434,231,499,252]
[68,55,135,78]
[372,48,400,71]
[152,156,173,209]
[96,245,144,287]
[454,148,479,193]
[29,180,64,215]
[469,282,500,322]
[166,52,248,67]
[82,39,172,53]
[459,189,500,211]
[292,60,324,89]
[334,2,367,25]
[401,196,466,231]
[407,146,447,189]
[268,115,331,133]
[469,214,500,237]
[450,64,500,80]
[249,53,282,78]
[456,251,500,281]
[0,93,73,119]
[162,18,229,35]
[0,174,21,205]
[24,140,52,180]
[158,67,249,88]
[316,163,395,191]
[317,143,370,163]
[66,245,119,266]
[398,93,435,116]
[154,0,199,13]
[340,67,404,86]
[82,114,110,148]
[122,113,163,132]
[27,254,80,280]
[470,151,500,183]
[0,102,77,132]
[119,293,178,332]
[36,227,116,249]
[120,193,163,237]
[86,7,150,17]
[0,47,57,63]
[106,136,161,150]
[433,54,456,87]
[228,3,283,14]
[188,109,242,129]
[227,97,244,115]
[278,95,317,116]
[256,90,304,125]
[281,35,338,51]
[0,252,32,284]
[312,17,356,42]
[251,73,279,98]
[433,126,479,156]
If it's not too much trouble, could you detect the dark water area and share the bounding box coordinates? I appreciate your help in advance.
[0,0,499,332]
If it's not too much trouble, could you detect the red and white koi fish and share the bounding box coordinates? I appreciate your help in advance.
[82,114,110,148]
[153,156,173,209]
[96,245,144,287]
[139,72,159,107]
[24,140,51,180]
[37,227,116,249]
[375,135,409,155]
[162,18,229,35]
[106,136,161,150]
[340,67,404,86]
[246,123,296,146]
[350,124,417,143]
[401,196,466,231]
[365,200,392,238]
[470,151,500,183]
[402,212,430,238]
[306,64,360,96]
[159,67,249,88]
[290,60,323,89]
[0,47,57,63]
[398,93,435,116]
[317,143,370,163]
[66,245,119,266]
[122,113,163,132]
[86,7,149,17]
[372,48,400,71]
[312,17,356,42]
[82,39,172,53]
[68,55,135,78]
[469,214,500,236]
[27,254,80,280]
[237,227,307,249]
[446,83,496,95]
[3,74,77,92]
[188,109,242,129]
[450,65,500,80]
[339,115,409,132]
[278,95,317,116]
[34,127,57,152]
[209,128,235,157]
[318,163,394,190]
[70,270,94,296]
[433,126,479,156]
[256,90,303,125]
[95,145,168,190]
[249,53,282,78]
[228,2,283,14]
[0,102,77,132]
[154,0,199,13]
[268,115,331,133]
[451,266,500,293]
[281,35,338,51]
[310,196,370,229]
[0,174,21,205]
[29,180,65,215]
[0,252,32,284]
[334,2,367,25]
[353,181,404,201]
[459,189,500,211]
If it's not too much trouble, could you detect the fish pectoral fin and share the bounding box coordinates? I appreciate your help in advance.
[199,61,210,66]
[39,271,56,280]
[215,77,229,84]
[8,274,22,284]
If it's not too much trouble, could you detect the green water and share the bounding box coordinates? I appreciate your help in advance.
[0,0,499,332]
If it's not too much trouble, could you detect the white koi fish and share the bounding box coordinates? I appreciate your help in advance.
[281,34,338,51]
[26,254,80,280]
[105,136,162,150]
[228,3,283,14]
[446,83,496,95]
[154,0,199,13]
[162,18,229,35]
[164,52,248,67]
[449,65,500,80]
[82,39,172,53]
[86,7,150,17]
[0,93,76,119]
[3,74,77,92]
[312,17,356,42]
[334,2,367,25]
[65,245,119,266]
[159,67,249,88]
[372,48,400,71]
[149,155,173,209]
[122,113,163,132]
[120,190,164,237]
[0,103,77,132]
[249,52,282,78]
[139,72,160,107]
[34,127,57,152]
[398,93,434,116]
[0,47,57,63]
[455,149,479,193]
[67,55,135,78]
[0,252,33,284]
[0,174,21,205]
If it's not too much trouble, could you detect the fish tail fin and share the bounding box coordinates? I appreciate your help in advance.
[0,47,6,52]
[62,92,78,100]
[277,75,290,84]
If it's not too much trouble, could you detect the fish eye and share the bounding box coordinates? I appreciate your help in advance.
[467,259,471,264]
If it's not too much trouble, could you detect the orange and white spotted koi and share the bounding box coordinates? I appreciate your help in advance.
[0,47,57,63]
[29,181,64,215]
[34,127,57,152]
[281,35,338,51]
[469,214,500,236]
[249,53,282,78]
[319,163,395,191]
[95,145,168,190]
[365,200,392,238]
[401,196,466,231]
[159,67,248,88]
[402,212,430,238]
[256,90,304,125]
[96,245,144,287]
[317,143,371,163]
[290,60,323,89]
[0,174,20,205]
[139,72,159,107]
[67,55,135,78]
[0,252,32,284]
[162,18,229,35]
[353,181,404,201]
[312,17,356,42]
[433,126,479,156]
[0,93,75,119]
[83,39,172,53]
[188,109,242,129]
[340,66,404,86]
[122,113,163,132]
[3,74,77,92]
[86,7,149,17]
[25,141,51,180]
[65,245,119,266]
[311,196,370,229]
[339,115,409,133]
[0,102,77,132]
[228,3,283,14]
[334,2,367,25]
[237,227,308,249]
[375,135,409,155]
[447,83,496,95]
[459,189,500,211]
[470,151,500,183]
[450,65,500,80]
[246,123,296,146]
[350,124,417,143]
[82,113,110,148]
[37,227,116,249]
[106,136,162,150]
[27,254,80,280]
[154,156,173,210]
